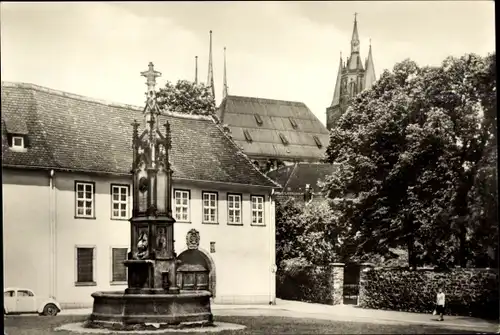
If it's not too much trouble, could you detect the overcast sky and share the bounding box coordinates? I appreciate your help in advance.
[1,1,495,125]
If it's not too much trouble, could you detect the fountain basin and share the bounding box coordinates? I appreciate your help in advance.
[89,290,213,328]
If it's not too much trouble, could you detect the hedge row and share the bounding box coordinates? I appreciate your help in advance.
[358,267,499,320]
[276,262,331,304]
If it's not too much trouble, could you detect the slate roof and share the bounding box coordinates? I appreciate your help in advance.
[1,82,279,188]
[216,95,330,162]
[267,162,338,193]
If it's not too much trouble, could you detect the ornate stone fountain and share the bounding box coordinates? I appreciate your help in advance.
[88,63,213,330]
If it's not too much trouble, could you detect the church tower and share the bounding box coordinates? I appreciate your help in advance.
[326,14,376,130]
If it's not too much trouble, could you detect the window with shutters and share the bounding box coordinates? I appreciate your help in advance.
[202,192,218,224]
[251,195,265,226]
[75,247,96,285]
[111,248,128,284]
[227,193,242,225]
[75,181,95,219]
[174,189,190,222]
[111,184,129,220]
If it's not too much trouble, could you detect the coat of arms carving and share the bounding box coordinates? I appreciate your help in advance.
[186,229,200,250]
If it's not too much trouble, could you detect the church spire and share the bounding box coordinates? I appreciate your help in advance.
[351,13,360,54]
[364,39,376,90]
[330,52,343,107]
[222,47,228,99]
[195,56,198,84]
[207,30,215,98]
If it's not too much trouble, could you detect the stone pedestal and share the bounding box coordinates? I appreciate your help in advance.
[358,263,374,306]
[329,263,345,305]
[90,290,212,327]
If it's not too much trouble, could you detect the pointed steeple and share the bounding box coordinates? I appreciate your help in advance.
[363,39,376,90]
[351,13,360,54]
[330,52,343,107]
[222,47,228,99]
[207,30,215,98]
[195,56,198,84]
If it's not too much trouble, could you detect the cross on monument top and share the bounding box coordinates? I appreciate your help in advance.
[354,12,358,21]
[140,62,162,94]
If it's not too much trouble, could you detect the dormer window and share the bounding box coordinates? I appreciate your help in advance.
[254,114,263,126]
[8,134,28,151]
[288,117,298,129]
[279,133,289,146]
[313,135,322,148]
[243,129,253,142]
[12,136,24,148]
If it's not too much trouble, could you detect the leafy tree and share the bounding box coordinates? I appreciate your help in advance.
[275,197,347,267]
[156,80,216,116]
[322,53,497,268]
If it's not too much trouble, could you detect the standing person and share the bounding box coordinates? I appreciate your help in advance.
[436,286,446,321]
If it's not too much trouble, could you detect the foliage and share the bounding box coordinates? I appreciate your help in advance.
[276,258,332,304]
[322,53,497,268]
[275,198,348,268]
[359,268,499,320]
[156,80,216,116]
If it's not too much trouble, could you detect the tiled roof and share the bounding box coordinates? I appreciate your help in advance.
[216,95,330,161]
[267,162,337,193]
[1,82,279,188]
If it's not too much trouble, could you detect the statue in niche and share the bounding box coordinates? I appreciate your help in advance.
[156,227,167,258]
[136,231,149,259]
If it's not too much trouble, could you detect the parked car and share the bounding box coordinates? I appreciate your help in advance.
[4,287,62,316]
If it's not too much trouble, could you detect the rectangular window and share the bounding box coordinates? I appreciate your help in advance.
[202,192,218,223]
[111,248,128,283]
[243,129,253,142]
[279,133,289,145]
[289,117,298,129]
[254,114,263,126]
[76,247,95,284]
[12,136,24,148]
[227,193,242,225]
[174,189,190,222]
[313,135,322,148]
[75,182,95,218]
[251,196,265,226]
[111,184,129,220]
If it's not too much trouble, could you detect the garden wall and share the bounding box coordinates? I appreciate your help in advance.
[358,267,499,320]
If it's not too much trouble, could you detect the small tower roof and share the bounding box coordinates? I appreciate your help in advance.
[330,52,343,107]
[222,47,228,99]
[364,40,376,90]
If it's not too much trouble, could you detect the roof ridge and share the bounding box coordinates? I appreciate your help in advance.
[2,81,215,122]
[226,94,307,106]
[210,115,281,188]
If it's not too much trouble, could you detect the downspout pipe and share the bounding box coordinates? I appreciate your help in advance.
[48,169,56,299]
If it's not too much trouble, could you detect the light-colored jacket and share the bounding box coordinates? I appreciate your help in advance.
[436,292,445,306]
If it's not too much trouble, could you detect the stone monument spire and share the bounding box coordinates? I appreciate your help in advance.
[207,30,215,98]
[222,47,228,99]
[195,56,198,84]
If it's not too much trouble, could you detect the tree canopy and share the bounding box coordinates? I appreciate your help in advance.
[322,53,497,268]
[156,80,216,116]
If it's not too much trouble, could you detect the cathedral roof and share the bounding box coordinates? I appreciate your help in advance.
[216,95,330,162]
[1,81,278,188]
[267,162,338,194]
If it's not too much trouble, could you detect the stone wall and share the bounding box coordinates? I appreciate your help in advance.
[358,267,499,320]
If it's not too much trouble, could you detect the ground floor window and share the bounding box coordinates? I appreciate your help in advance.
[111,248,128,283]
[75,247,95,285]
